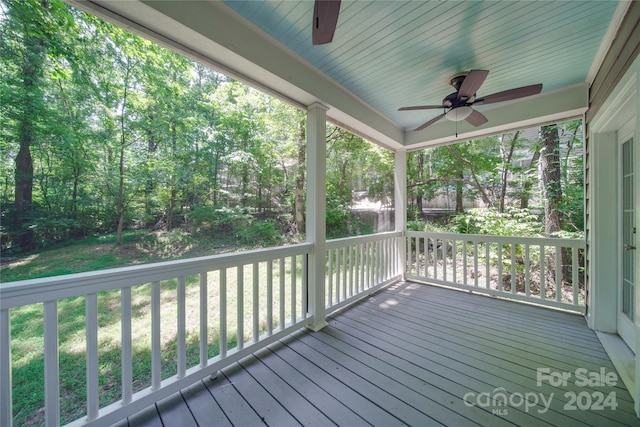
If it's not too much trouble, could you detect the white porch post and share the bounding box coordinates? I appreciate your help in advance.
[587,132,618,333]
[394,149,407,280]
[307,102,329,331]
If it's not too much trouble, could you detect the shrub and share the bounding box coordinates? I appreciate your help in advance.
[237,219,282,246]
[453,207,543,237]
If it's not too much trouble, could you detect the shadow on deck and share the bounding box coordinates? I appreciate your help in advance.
[116,282,639,427]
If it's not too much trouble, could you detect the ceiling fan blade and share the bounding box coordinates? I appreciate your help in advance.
[475,83,542,105]
[414,113,446,131]
[312,0,341,45]
[398,105,445,111]
[458,70,489,100]
[465,110,488,127]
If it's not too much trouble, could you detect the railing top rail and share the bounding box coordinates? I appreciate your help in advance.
[0,242,312,310]
[406,231,585,248]
[326,231,402,250]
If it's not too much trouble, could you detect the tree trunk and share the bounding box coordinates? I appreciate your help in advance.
[416,153,424,213]
[116,60,132,245]
[447,146,492,207]
[499,131,519,212]
[12,0,52,251]
[116,142,125,245]
[294,119,306,234]
[541,124,569,286]
[455,169,464,213]
[541,125,563,236]
[520,150,540,209]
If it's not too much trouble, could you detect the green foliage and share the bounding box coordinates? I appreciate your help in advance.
[453,207,543,237]
[326,199,371,239]
[406,220,452,233]
[237,219,282,246]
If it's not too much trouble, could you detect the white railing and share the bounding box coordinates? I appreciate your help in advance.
[1,232,405,427]
[1,230,585,426]
[325,231,403,314]
[406,231,586,313]
[1,243,312,427]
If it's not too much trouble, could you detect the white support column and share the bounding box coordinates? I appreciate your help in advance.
[1,308,12,427]
[588,132,618,333]
[395,149,407,280]
[307,102,329,331]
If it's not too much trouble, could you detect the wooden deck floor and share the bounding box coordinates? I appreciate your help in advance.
[115,282,640,427]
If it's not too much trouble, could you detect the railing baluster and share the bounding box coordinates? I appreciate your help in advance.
[511,244,517,294]
[393,237,398,277]
[376,240,382,284]
[407,236,412,275]
[497,244,503,292]
[473,242,479,287]
[365,242,372,288]
[421,237,426,278]
[1,308,11,427]
[267,259,273,335]
[44,300,60,427]
[525,245,531,297]
[151,281,161,390]
[253,262,260,343]
[342,248,347,300]
[86,293,99,420]
[434,238,438,279]
[359,243,364,292]
[199,273,208,367]
[291,255,297,323]
[555,246,562,302]
[572,247,579,305]
[121,287,133,403]
[302,254,308,318]
[336,248,342,302]
[279,258,285,330]
[220,269,227,358]
[485,241,490,290]
[381,240,386,281]
[442,240,447,282]
[349,245,354,297]
[463,240,467,286]
[354,244,360,293]
[237,266,244,350]
[452,241,457,283]
[327,250,334,306]
[177,277,186,378]
[540,246,546,300]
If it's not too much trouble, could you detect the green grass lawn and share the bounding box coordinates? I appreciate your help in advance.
[1,229,247,283]
[3,230,304,426]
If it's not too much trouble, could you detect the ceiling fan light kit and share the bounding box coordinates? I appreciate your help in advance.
[445,106,473,122]
[398,70,543,131]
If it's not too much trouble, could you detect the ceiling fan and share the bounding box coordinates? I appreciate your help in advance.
[313,0,341,45]
[399,70,542,131]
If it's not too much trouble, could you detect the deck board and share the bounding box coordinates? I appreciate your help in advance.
[181,379,232,427]
[336,300,634,425]
[236,353,329,427]
[156,393,198,427]
[256,344,370,426]
[122,282,640,427]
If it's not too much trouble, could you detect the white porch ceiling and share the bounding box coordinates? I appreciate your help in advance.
[71,0,625,150]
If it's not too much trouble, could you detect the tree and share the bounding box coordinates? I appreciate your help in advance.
[541,124,563,236]
[1,0,71,250]
[497,131,520,213]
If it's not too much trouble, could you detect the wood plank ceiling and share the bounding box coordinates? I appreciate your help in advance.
[223,0,619,131]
